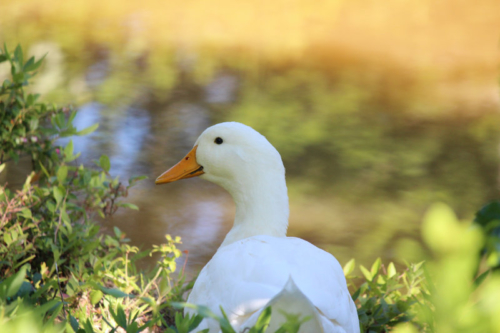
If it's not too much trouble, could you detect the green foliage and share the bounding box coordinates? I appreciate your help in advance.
[344,203,500,333]
[0,44,96,166]
[474,201,500,269]
[415,203,500,333]
[345,258,431,332]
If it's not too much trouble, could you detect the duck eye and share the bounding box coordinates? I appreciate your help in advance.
[214,137,223,145]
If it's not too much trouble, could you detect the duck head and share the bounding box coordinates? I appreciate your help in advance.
[156,122,290,245]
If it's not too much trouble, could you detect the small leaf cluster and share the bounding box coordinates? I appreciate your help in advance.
[344,258,431,332]
[175,303,308,333]
[0,44,94,166]
[474,201,500,269]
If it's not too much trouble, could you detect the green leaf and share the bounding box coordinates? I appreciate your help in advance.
[14,45,23,65]
[66,151,81,163]
[474,270,490,289]
[387,262,397,278]
[26,93,34,106]
[126,322,139,333]
[218,307,237,333]
[32,273,42,285]
[64,140,74,160]
[30,55,46,72]
[53,186,64,205]
[343,259,355,276]
[3,232,12,245]
[55,112,66,129]
[351,287,362,302]
[99,286,132,298]
[57,165,68,183]
[251,307,272,333]
[115,305,127,328]
[370,258,381,276]
[475,201,500,227]
[422,203,462,253]
[76,123,99,136]
[175,312,187,333]
[113,226,122,238]
[68,110,77,123]
[19,208,32,219]
[117,202,139,211]
[39,161,50,178]
[83,319,95,333]
[70,315,80,332]
[24,54,46,72]
[360,265,372,281]
[13,72,25,83]
[23,56,35,72]
[99,155,110,172]
[188,314,205,332]
[59,128,77,137]
[128,175,148,187]
[29,117,39,131]
[90,290,104,305]
[1,264,28,298]
[2,43,9,57]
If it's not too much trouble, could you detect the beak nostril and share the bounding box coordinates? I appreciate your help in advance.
[185,157,189,160]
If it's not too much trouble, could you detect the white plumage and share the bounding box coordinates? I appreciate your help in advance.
[156,122,360,333]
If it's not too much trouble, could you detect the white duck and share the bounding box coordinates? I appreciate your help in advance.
[156,122,359,333]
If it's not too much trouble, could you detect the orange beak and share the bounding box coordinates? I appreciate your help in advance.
[155,145,205,184]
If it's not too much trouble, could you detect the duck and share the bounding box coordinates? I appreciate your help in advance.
[155,122,360,333]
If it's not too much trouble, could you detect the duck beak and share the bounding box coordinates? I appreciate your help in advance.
[155,145,205,184]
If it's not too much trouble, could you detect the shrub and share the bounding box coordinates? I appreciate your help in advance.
[344,259,431,332]
[0,44,188,332]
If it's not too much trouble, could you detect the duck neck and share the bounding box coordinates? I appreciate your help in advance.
[220,172,289,247]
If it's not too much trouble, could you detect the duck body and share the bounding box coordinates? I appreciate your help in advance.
[155,122,360,333]
[187,235,358,333]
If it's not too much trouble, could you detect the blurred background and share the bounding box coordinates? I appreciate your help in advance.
[1,0,500,276]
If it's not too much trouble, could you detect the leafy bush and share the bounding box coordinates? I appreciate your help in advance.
[344,259,431,332]
[0,44,190,332]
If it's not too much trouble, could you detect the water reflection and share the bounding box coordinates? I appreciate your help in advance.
[109,107,151,176]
